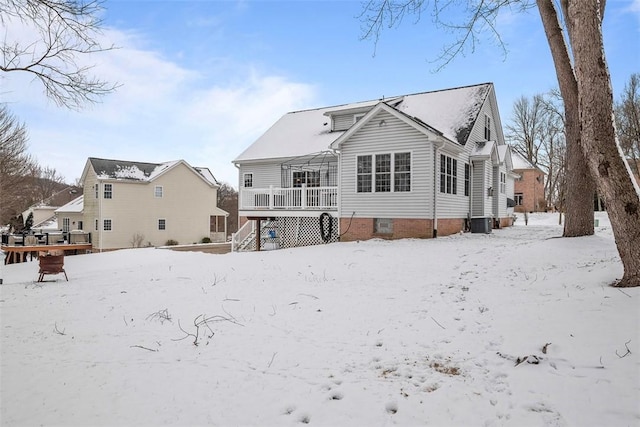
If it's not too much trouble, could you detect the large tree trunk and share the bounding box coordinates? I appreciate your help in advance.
[566,0,640,287]
[537,0,595,237]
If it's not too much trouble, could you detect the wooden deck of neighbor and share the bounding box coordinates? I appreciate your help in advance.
[2,244,93,265]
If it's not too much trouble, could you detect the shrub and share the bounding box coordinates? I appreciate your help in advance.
[165,239,178,246]
[201,237,212,244]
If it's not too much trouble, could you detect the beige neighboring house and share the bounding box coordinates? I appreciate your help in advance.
[80,157,229,251]
[55,196,85,232]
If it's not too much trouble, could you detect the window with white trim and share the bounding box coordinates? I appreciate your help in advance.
[394,152,411,192]
[500,172,506,193]
[158,219,166,230]
[62,217,70,232]
[515,193,523,205]
[243,173,253,188]
[154,186,163,198]
[293,170,320,188]
[375,154,391,192]
[484,114,491,140]
[357,152,411,193]
[95,219,98,231]
[357,155,372,193]
[440,154,457,194]
[104,183,113,199]
[95,184,98,198]
[103,219,112,231]
[464,163,470,196]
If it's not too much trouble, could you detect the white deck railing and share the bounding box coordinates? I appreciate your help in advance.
[240,185,338,210]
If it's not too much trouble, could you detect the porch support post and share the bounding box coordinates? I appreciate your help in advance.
[269,186,274,209]
[301,184,307,210]
[255,219,261,251]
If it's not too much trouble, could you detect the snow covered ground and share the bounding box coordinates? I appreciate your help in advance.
[1,212,638,426]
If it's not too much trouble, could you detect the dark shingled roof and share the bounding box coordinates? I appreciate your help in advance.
[89,158,163,181]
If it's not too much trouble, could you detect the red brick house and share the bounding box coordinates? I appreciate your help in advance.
[512,151,546,213]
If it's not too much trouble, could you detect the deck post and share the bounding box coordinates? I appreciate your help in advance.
[268,186,274,210]
[301,184,307,210]
[255,219,261,251]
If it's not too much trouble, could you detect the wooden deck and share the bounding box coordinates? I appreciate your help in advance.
[1,244,93,265]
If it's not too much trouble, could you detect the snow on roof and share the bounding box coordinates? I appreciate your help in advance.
[234,83,492,163]
[234,107,346,162]
[471,141,496,158]
[55,195,84,214]
[194,167,219,186]
[395,84,490,143]
[511,150,536,169]
[89,158,217,186]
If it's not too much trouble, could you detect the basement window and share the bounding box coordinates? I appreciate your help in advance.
[374,218,393,234]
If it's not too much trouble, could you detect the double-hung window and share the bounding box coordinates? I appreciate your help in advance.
[103,219,112,231]
[243,173,253,188]
[155,186,163,198]
[357,155,372,193]
[375,154,391,192]
[440,154,457,194]
[158,219,166,230]
[357,152,411,193]
[104,183,113,199]
[500,172,506,193]
[464,164,470,196]
[484,114,491,140]
[394,152,411,192]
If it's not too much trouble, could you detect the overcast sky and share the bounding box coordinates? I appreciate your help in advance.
[2,0,639,187]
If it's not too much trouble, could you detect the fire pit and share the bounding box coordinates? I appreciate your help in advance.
[38,254,68,282]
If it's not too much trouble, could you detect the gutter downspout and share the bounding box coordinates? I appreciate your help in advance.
[433,140,445,238]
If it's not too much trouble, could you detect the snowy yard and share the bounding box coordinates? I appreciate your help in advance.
[1,212,638,426]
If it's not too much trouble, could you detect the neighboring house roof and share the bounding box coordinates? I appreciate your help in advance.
[55,196,84,214]
[510,150,544,172]
[83,158,219,187]
[234,83,494,163]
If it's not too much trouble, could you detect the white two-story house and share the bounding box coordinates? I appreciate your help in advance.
[233,83,516,251]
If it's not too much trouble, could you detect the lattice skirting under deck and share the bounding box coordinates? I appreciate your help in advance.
[259,215,340,250]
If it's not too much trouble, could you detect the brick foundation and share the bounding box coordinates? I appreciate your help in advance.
[340,217,467,241]
[435,218,465,237]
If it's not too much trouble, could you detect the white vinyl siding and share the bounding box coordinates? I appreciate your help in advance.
[339,111,433,218]
[238,163,281,189]
[471,161,485,217]
[436,151,469,219]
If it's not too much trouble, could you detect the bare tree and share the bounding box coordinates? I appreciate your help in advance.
[28,164,66,202]
[615,74,640,163]
[360,0,640,286]
[0,105,37,226]
[507,91,566,214]
[0,0,118,109]
[506,94,546,166]
[217,182,238,234]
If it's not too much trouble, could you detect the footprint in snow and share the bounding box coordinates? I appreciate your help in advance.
[385,400,398,414]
